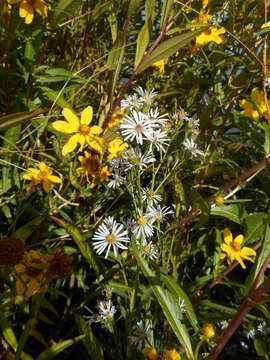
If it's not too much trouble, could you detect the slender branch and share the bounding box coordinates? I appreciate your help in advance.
[262,0,270,124]
[208,301,252,360]
[102,3,189,130]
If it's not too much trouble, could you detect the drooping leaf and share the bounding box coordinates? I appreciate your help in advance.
[132,239,194,360]
[210,204,241,224]
[36,335,85,360]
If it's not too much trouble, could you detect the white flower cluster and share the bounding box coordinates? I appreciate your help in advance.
[84,300,116,329]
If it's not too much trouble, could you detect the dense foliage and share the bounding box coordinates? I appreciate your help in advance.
[1,0,270,359]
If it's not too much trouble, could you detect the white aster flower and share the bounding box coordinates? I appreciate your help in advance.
[142,188,162,206]
[108,172,125,189]
[120,111,153,145]
[123,148,155,170]
[246,328,255,339]
[266,76,270,89]
[135,87,157,105]
[97,300,116,321]
[257,321,269,334]
[129,319,151,350]
[139,240,158,260]
[217,320,229,330]
[92,217,129,258]
[183,138,204,157]
[184,115,200,129]
[147,108,168,127]
[133,209,154,240]
[178,298,186,313]
[147,204,174,223]
[120,94,142,110]
[149,129,170,153]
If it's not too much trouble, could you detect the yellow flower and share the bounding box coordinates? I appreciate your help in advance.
[142,347,158,360]
[196,27,226,46]
[162,349,181,360]
[8,0,48,24]
[23,162,62,193]
[220,228,256,269]
[240,88,270,121]
[215,193,224,206]
[76,151,110,188]
[107,110,125,130]
[261,21,270,29]
[107,138,128,159]
[13,250,48,298]
[152,59,167,76]
[203,323,216,340]
[52,106,104,156]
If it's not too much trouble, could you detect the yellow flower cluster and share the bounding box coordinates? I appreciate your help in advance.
[52,106,128,188]
[142,347,181,360]
[220,228,256,269]
[8,0,48,24]
[189,0,225,53]
[240,88,270,121]
[13,249,72,298]
[23,162,62,193]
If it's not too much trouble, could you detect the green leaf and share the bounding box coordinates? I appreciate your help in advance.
[0,108,48,133]
[75,315,104,360]
[135,21,150,68]
[132,239,194,360]
[1,124,21,192]
[51,217,100,276]
[14,319,33,360]
[52,0,83,25]
[36,335,85,360]
[263,123,270,154]
[0,315,18,351]
[41,86,72,109]
[161,274,199,332]
[160,0,173,31]
[13,216,45,241]
[210,204,241,224]
[244,212,267,245]
[138,28,206,73]
[25,41,36,62]
[128,0,142,16]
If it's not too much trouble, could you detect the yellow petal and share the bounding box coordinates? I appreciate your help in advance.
[223,228,232,245]
[62,134,80,156]
[220,253,226,260]
[19,0,34,23]
[8,0,21,3]
[39,162,48,172]
[78,134,86,151]
[86,137,103,153]
[89,125,103,136]
[42,179,50,192]
[261,21,270,29]
[47,175,62,183]
[62,108,79,129]
[81,106,93,125]
[33,0,48,17]
[16,279,26,295]
[241,247,256,258]
[234,254,246,269]
[26,279,40,297]
[234,235,243,248]
[52,120,77,134]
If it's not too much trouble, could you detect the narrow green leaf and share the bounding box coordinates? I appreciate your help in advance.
[162,274,199,332]
[51,216,100,276]
[210,204,241,224]
[13,216,45,241]
[109,36,126,103]
[135,21,150,67]
[14,319,33,360]
[128,0,142,16]
[132,239,194,360]
[138,28,206,73]
[52,0,83,25]
[36,335,85,360]
[160,0,173,31]
[41,86,72,109]
[263,123,270,154]
[75,315,104,360]
[0,315,18,351]
[0,108,48,133]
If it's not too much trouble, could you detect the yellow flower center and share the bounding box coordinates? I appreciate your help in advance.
[232,241,241,252]
[106,234,116,244]
[138,216,147,226]
[78,124,90,135]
